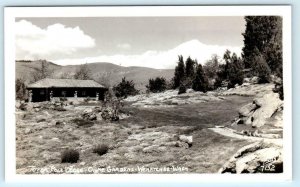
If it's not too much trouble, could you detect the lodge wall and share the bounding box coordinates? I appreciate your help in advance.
[29,87,107,102]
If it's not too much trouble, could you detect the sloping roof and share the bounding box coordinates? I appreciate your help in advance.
[27,78,106,89]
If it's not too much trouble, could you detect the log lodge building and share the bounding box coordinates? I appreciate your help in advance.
[27,78,108,102]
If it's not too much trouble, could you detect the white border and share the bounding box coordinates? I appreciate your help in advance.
[4,6,292,183]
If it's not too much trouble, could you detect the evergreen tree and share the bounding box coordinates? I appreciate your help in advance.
[252,48,271,83]
[173,55,185,89]
[242,16,282,73]
[223,49,232,80]
[203,54,220,79]
[146,77,167,93]
[113,77,139,98]
[227,53,244,88]
[192,64,209,92]
[185,56,196,79]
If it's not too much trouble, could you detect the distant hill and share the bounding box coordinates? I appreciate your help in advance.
[16,60,174,92]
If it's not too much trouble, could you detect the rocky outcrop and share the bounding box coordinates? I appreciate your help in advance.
[219,140,283,173]
[235,92,283,128]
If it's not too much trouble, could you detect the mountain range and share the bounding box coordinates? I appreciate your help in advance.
[16,60,174,91]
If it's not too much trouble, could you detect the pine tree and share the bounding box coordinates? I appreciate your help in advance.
[185,56,196,79]
[113,77,139,98]
[252,48,271,83]
[192,64,209,92]
[242,16,282,73]
[173,55,185,89]
[227,53,244,88]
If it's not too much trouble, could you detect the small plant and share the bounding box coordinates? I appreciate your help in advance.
[54,106,67,111]
[93,144,109,156]
[71,118,94,127]
[84,96,91,103]
[59,97,68,102]
[178,84,187,95]
[61,149,80,163]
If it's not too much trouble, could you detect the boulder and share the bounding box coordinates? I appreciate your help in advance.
[251,93,283,127]
[24,128,32,134]
[142,145,166,153]
[238,103,257,117]
[179,135,193,146]
[219,141,283,173]
[250,76,260,84]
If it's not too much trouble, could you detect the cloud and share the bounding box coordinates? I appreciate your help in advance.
[117,43,131,50]
[53,40,242,69]
[15,20,95,60]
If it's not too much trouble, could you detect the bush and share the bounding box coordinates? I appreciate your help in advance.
[93,144,109,156]
[54,106,67,111]
[84,96,91,103]
[71,118,94,127]
[178,84,187,95]
[273,79,284,100]
[146,77,167,93]
[16,78,27,100]
[61,149,80,163]
[113,77,139,98]
[59,97,68,102]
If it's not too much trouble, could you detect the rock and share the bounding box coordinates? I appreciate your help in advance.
[175,141,189,149]
[72,100,80,105]
[83,108,93,113]
[15,101,21,109]
[24,128,32,134]
[250,76,260,84]
[186,89,195,93]
[37,118,46,123]
[252,93,283,127]
[243,77,250,83]
[34,108,40,112]
[219,141,283,173]
[238,103,257,117]
[142,145,166,153]
[241,82,250,87]
[179,135,193,146]
[51,137,60,141]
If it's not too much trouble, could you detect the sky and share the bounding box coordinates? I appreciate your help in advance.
[15,17,246,69]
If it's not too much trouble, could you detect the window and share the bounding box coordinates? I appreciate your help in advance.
[40,90,45,95]
[62,91,66,97]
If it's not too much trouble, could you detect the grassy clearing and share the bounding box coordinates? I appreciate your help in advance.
[16,95,253,174]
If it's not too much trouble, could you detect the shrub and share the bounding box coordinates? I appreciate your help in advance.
[71,118,94,127]
[16,78,27,100]
[59,97,68,102]
[178,84,187,95]
[61,149,80,163]
[146,77,167,93]
[93,144,109,156]
[54,106,67,111]
[113,77,139,98]
[84,96,91,103]
[273,80,284,100]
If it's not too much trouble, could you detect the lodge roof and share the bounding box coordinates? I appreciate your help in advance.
[27,78,106,89]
